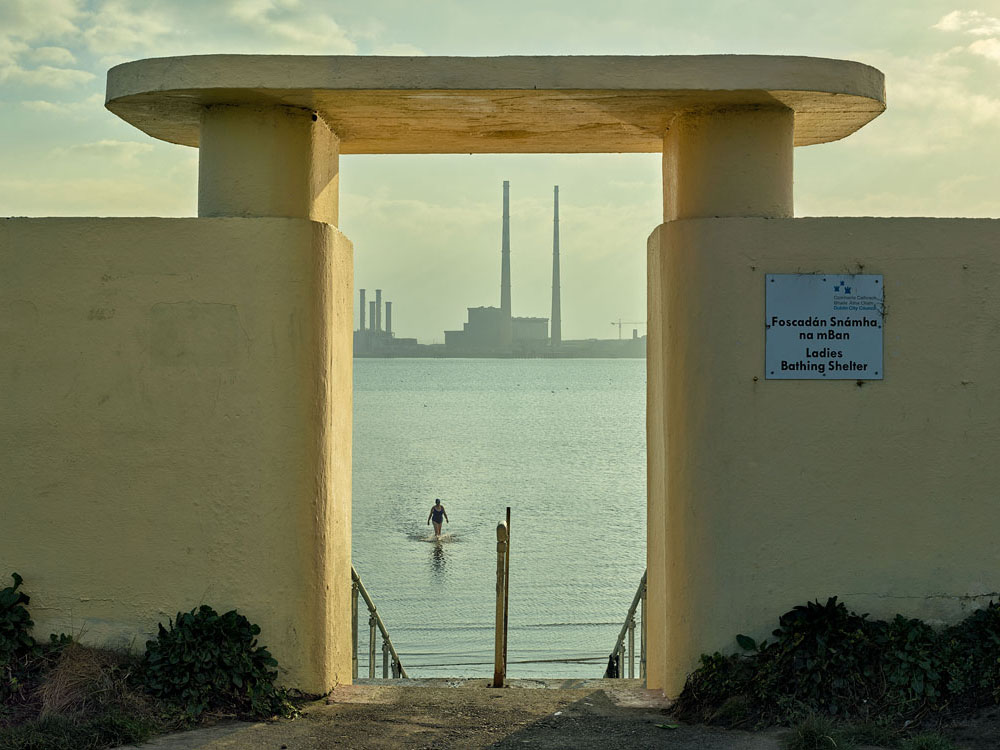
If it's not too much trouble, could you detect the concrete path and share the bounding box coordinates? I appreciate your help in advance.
[114,679,798,750]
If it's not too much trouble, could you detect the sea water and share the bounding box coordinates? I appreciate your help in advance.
[352,358,645,678]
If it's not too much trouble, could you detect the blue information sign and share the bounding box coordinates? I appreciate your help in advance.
[765,274,884,380]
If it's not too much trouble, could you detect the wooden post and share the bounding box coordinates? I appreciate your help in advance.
[351,580,359,680]
[502,506,510,676]
[492,520,508,687]
[382,638,389,679]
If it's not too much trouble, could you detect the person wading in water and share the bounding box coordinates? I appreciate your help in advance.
[427,499,449,537]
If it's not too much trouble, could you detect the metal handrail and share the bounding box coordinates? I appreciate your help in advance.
[351,565,408,679]
[604,570,647,679]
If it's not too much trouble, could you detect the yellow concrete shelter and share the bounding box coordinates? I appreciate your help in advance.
[2,55,998,696]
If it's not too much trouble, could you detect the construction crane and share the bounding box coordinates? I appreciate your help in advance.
[611,319,646,340]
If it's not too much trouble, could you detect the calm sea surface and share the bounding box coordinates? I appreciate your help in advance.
[352,358,646,678]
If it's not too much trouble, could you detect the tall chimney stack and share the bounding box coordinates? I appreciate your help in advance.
[368,300,376,331]
[359,288,366,332]
[500,180,511,318]
[386,301,392,336]
[375,289,382,332]
[551,185,562,348]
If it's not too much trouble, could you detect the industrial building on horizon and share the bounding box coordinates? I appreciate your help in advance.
[443,181,644,357]
[444,181,557,355]
[354,180,645,358]
[353,287,418,355]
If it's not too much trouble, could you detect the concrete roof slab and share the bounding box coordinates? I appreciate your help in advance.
[105,55,885,154]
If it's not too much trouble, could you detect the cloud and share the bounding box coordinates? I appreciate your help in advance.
[0,1,91,90]
[0,0,84,42]
[81,0,173,55]
[21,92,104,117]
[0,174,193,217]
[226,0,299,25]
[1,64,95,87]
[843,45,1000,162]
[932,10,1000,68]
[25,45,77,65]
[969,37,1000,62]
[222,0,357,54]
[933,10,1000,36]
[51,139,154,165]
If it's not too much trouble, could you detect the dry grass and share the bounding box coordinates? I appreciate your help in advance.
[36,643,152,720]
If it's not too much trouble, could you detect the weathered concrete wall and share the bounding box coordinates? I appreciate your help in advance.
[0,217,353,693]
[647,216,1000,696]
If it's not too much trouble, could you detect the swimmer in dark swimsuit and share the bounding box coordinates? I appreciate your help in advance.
[427,499,448,537]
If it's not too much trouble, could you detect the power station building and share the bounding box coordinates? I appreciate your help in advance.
[444,181,559,355]
[353,287,418,355]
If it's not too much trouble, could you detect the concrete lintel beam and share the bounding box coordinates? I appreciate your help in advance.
[106,55,885,155]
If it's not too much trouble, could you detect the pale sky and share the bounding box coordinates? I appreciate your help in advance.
[2,1,999,342]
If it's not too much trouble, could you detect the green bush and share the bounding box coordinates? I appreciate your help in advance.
[676,597,1000,730]
[1,573,40,703]
[939,601,1000,708]
[1,574,36,666]
[875,615,944,711]
[142,605,291,719]
[764,597,880,717]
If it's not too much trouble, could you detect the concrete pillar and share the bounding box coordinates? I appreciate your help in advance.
[662,106,793,221]
[648,105,794,697]
[198,105,340,225]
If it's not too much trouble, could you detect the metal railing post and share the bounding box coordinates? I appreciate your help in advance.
[640,581,647,681]
[382,637,389,679]
[351,580,359,680]
[605,570,647,680]
[368,613,377,679]
[351,565,408,679]
[627,615,635,678]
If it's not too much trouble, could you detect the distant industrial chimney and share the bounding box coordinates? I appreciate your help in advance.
[375,289,382,332]
[500,180,511,318]
[368,300,376,331]
[551,185,562,347]
[359,288,366,332]
[386,301,392,336]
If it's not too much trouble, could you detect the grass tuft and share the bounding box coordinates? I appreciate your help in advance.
[0,709,159,750]
[784,715,856,750]
[840,721,899,747]
[1,643,178,750]
[898,734,956,750]
[37,643,147,719]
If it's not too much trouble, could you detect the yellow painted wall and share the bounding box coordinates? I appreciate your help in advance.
[0,217,353,693]
[647,216,1000,695]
